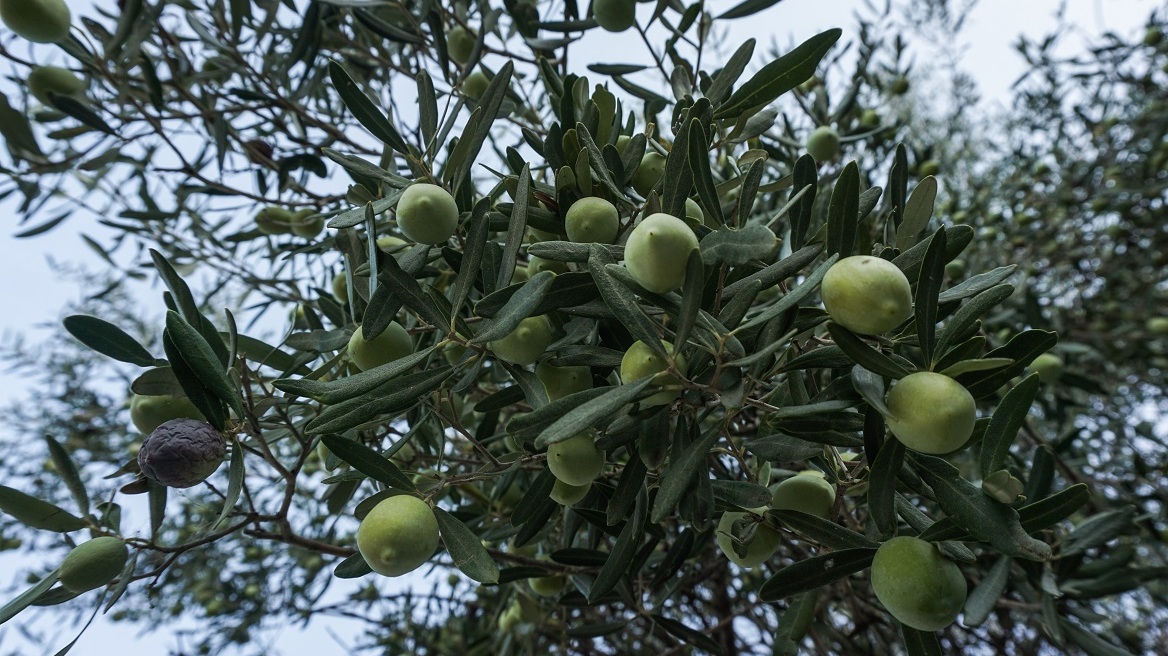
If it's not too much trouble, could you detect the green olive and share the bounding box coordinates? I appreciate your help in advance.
[564,196,619,244]
[624,213,700,293]
[27,65,84,107]
[347,322,414,371]
[631,151,667,196]
[130,393,206,435]
[805,126,841,162]
[715,510,782,568]
[356,495,440,577]
[549,478,590,505]
[821,255,913,335]
[592,0,635,32]
[1028,353,1064,384]
[870,536,967,631]
[0,0,70,43]
[489,315,554,365]
[884,372,976,454]
[396,183,459,245]
[771,471,836,519]
[546,432,604,486]
[59,536,128,593]
[619,339,686,406]
[535,361,592,401]
[447,25,476,64]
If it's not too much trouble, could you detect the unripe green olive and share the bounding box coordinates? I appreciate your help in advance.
[489,315,554,365]
[631,151,667,196]
[805,126,841,162]
[535,361,592,401]
[289,209,324,238]
[528,255,570,276]
[564,196,619,244]
[130,393,206,435]
[919,159,941,177]
[859,109,880,128]
[1,0,71,43]
[619,339,686,406]
[1147,317,1168,335]
[1028,353,1064,384]
[396,183,459,245]
[592,0,635,32]
[529,574,565,596]
[447,25,476,64]
[771,471,836,519]
[624,213,699,293]
[255,206,294,235]
[463,70,490,100]
[59,536,128,593]
[331,272,349,304]
[347,322,413,371]
[715,509,782,568]
[884,372,976,454]
[549,478,590,505]
[356,495,439,577]
[377,235,409,253]
[821,255,913,335]
[871,536,967,631]
[27,66,84,106]
[683,197,705,227]
[546,432,604,486]
[889,76,910,95]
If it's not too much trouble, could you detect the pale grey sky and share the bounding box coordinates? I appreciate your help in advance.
[0,0,1157,653]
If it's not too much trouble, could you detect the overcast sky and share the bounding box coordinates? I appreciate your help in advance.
[0,0,1158,653]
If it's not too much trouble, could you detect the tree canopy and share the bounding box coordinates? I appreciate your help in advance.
[0,1,1165,655]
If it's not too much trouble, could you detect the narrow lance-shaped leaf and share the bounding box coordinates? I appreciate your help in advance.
[868,438,904,539]
[44,435,89,517]
[828,323,913,380]
[589,484,647,602]
[0,569,60,626]
[964,555,1012,627]
[497,163,530,289]
[916,226,947,364]
[534,377,654,449]
[587,246,666,360]
[910,453,1052,561]
[673,250,703,349]
[713,28,843,120]
[687,119,724,226]
[980,373,1040,478]
[449,198,492,318]
[650,426,719,523]
[212,437,245,528]
[63,316,158,367]
[896,176,937,250]
[320,435,417,492]
[328,59,409,153]
[164,311,244,420]
[826,161,860,257]
[758,548,877,601]
[0,485,87,532]
[434,508,500,584]
[470,271,555,344]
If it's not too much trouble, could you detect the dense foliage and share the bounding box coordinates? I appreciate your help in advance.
[0,1,1164,655]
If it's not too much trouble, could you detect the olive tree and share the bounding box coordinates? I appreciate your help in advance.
[0,0,1162,654]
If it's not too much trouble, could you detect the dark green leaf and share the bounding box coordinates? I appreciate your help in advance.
[827,323,913,379]
[826,161,860,257]
[700,224,777,266]
[0,569,60,626]
[964,555,1011,626]
[589,485,647,602]
[868,438,904,539]
[328,60,409,153]
[0,486,86,532]
[534,377,654,448]
[470,271,555,344]
[273,347,433,404]
[320,435,417,492]
[758,548,876,601]
[334,552,373,579]
[714,29,843,120]
[901,625,943,656]
[980,374,1040,478]
[1060,507,1136,557]
[434,507,500,584]
[43,436,88,517]
[449,198,491,317]
[63,315,157,367]
[164,311,244,420]
[651,427,719,523]
[770,510,879,550]
[915,227,947,364]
